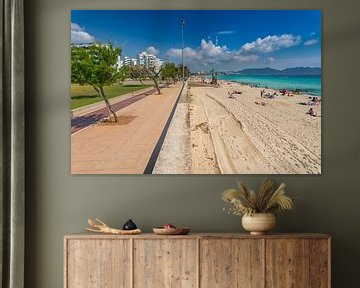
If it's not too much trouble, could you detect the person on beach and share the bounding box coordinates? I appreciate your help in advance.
[311,97,321,104]
[228,90,235,99]
[307,108,318,117]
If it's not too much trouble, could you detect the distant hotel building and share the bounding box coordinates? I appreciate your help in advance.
[71,42,113,49]
[137,51,163,73]
[119,56,138,67]
[120,51,163,72]
[71,42,95,48]
[72,43,163,73]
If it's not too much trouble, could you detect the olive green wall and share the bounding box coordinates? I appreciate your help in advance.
[25,0,360,287]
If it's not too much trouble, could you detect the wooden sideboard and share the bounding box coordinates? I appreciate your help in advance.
[64,233,330,288]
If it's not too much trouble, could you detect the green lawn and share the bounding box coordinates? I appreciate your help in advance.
[71,84,152,110]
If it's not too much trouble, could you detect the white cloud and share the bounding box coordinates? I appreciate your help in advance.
[200,39,228,58]
[304,39,318,46]
[184,47,201,59]
[241,34,302,54]
[146,46,159,55]
[167,40,228,62]
[71,22,95,44]
[166,48,181,57]
[167,47,202,60]
[167,40,225,63]
[166,35,305,70]
[216,30,236,35]
[232,54,259,62]
[167,48,187,57]
[71,23,82,31]
[167,39,259,68]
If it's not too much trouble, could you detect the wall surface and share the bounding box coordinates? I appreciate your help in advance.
[24,0,360,287]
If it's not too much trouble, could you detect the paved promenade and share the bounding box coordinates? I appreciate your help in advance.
[71,86,158,134]
[71,83,182,174]
[153,81,192,174]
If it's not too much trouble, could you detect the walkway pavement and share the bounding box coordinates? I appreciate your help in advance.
[71,83,182,174]
[71,86,159,134]
[153,82,192,174]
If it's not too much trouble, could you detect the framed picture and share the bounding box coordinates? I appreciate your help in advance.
[70,10,321,175]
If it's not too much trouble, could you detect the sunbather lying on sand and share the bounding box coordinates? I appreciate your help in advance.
[228,91,235,99]
[261,91,277,99]
[228,89,242,98]
[255,101,267,106]
[299,101,320,106]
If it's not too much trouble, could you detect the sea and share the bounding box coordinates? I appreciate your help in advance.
[218,74,321,96]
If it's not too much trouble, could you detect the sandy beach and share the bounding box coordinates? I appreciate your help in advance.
[187,80,321,174]
[71,79,322,174]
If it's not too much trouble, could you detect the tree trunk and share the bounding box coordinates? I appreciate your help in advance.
[152,77,161,94]
[93,85,118,122]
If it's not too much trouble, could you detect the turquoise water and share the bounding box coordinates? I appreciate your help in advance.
[218,74,321,96]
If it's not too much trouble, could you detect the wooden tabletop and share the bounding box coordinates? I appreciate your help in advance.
[65,232,330,240]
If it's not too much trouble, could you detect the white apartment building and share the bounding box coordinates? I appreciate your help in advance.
[71,43,95,48]
[117,51,163,72]
[117,55,122,69]
[121,56,138,67]
[137,51,163,73]
[153,58,163,73]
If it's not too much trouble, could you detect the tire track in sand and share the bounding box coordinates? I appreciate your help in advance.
[197,92,274,174]
[206,91,321,174]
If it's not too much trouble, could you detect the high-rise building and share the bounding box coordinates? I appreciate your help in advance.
[137,51,162,73]
[154,58,163,73]
[71,43,95,48]
[117,55,122,69]
[121,56,138,67]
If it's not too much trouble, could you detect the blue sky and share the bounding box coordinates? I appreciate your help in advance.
[71,10,321,71]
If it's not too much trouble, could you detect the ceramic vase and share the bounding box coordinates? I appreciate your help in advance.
[242,213,276,235]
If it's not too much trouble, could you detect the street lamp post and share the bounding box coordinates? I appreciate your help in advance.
[181,19,185,82]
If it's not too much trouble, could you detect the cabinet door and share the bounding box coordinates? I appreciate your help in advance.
[134,239,198,288]
[309,239,330,288]
[66,239,131,288]
[265,239,312,288]
[200,239,264,288]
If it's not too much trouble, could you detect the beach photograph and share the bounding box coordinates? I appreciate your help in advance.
[71,10,321,174]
